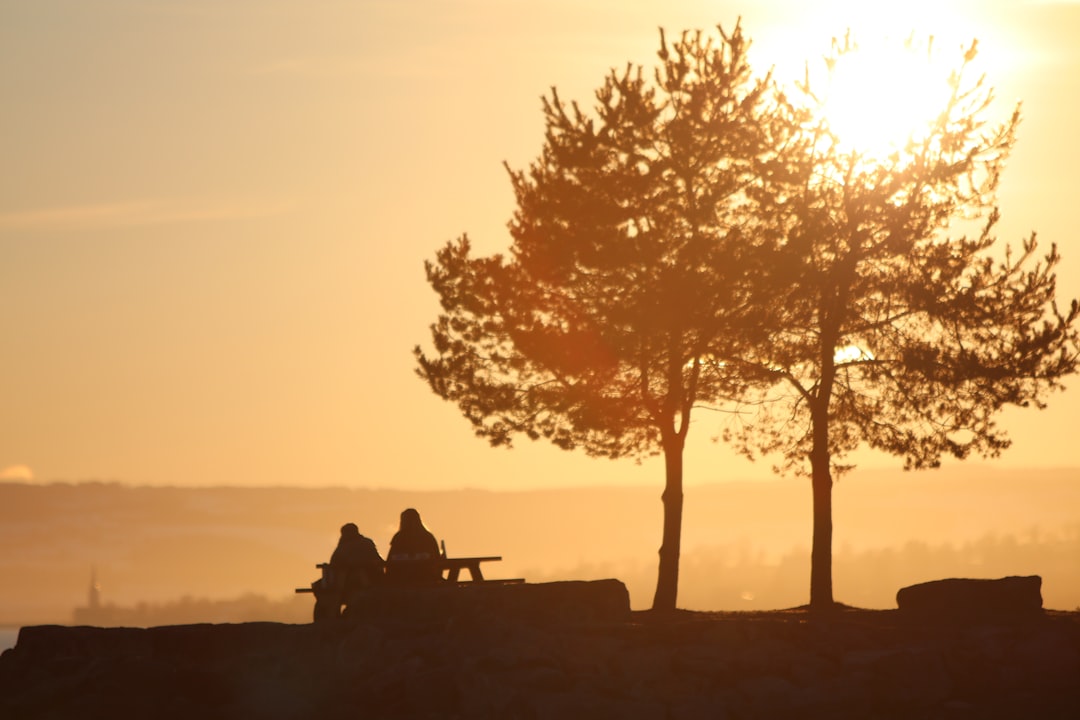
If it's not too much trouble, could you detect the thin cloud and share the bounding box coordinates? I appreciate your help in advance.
[249,55,373,78]
[247,52,463,81]
[0,198,297,234]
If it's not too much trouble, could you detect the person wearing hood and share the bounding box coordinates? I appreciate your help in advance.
[386,508,442,585]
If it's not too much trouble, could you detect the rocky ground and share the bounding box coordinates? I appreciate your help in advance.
[1,580,1078,719]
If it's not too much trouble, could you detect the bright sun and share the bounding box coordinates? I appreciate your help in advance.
[818,35,956,157]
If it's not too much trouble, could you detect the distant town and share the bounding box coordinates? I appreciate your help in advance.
[72,569,312,626]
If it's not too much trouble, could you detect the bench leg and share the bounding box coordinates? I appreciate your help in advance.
[313,596,342,623]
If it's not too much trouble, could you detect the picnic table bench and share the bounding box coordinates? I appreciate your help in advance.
[295,556,523,594]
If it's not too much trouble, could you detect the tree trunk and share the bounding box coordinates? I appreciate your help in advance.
[652,436,684,612]
[809,408,834,611]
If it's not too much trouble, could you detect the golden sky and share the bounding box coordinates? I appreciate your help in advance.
[2,0,1078,489]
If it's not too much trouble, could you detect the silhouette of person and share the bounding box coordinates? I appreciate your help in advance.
[313,522,384,622]
[386,508,443,585]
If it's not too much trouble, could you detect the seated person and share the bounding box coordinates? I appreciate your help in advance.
[313,522,384,621]
[385,508,443,585]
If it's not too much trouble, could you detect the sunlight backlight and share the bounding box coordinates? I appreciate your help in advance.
[820,36,955,157]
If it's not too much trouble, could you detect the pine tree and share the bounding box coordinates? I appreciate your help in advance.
[735,37,1079,610]
[415,23,786,611]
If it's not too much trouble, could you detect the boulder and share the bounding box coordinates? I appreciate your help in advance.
[896,576,1043,623]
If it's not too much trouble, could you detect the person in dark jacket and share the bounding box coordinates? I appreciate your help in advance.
[313,522,384,621]
[330,522,384,590]
[386,508,442,585]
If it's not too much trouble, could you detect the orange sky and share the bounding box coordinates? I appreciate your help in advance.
[2,0,1078,489]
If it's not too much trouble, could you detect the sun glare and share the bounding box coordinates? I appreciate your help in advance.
[820,36,954,157]
[834,344,874,364]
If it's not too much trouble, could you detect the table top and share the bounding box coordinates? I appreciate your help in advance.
[438,556,501,565]
[315,556,502,569]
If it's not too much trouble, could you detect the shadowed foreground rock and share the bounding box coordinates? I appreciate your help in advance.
[346,578,632,625]
[2,580,1079,720]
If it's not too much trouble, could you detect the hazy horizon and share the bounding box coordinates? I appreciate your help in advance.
[3,465,1077,627]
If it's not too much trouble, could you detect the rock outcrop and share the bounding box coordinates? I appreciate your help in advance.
[2,580,1079,719]
[897,575,1044,624]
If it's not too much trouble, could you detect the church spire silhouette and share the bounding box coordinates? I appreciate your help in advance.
[87,566,101,609]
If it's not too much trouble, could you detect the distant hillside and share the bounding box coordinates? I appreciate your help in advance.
[2,465,1078,624]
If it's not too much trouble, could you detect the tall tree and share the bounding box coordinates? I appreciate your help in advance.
[734,37,1079,610]
[415,24,787,611]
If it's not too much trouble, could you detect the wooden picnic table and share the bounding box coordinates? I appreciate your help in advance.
[295,556,522,594]
[439,555,504,583]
